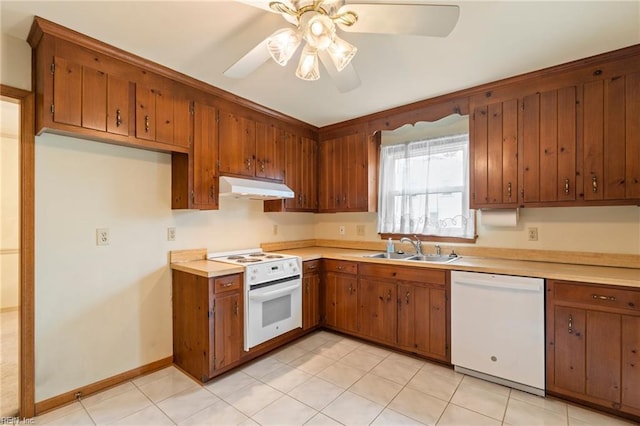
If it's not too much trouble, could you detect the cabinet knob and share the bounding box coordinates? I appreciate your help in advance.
[405,291,410,304]
[246,158,252,170]
[116,109,122,127]
[568,314,573,334]
[386,289,392,301]
[144,115,150,132]
[507,182,512,198]
[565,178,570,194]
[592,294,616,301]
[592,175,598,193]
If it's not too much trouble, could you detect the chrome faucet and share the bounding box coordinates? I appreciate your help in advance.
[400,236,423,256]
[435,244,441,256]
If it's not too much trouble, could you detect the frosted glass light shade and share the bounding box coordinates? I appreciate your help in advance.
[327,36,357,71]
[301,12,335,50]
[267,28,302,66]
[296,45,320,81]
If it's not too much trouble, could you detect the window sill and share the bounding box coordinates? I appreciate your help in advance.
[379,233,478,244]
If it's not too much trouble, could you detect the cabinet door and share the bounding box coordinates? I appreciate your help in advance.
[303,272,320,330]
[136,85,156,141]
[583,72,640,201]
[328,273,358,333]
[345,133,368,210]
[323,272,338,327]
[52,57,82,127]
[429,288,447,358]
[585,311,621,403]
[255,123,285,181]
[193,103,219,209]
[622,315,640,412]
[358,278,396,344]
[318,138,338,211]
[106,75,130,136]
[219,111,256,177]
[284,132,303,210]
[522,87,577,203]
[81,65,107,131]
[470,99,518,207]
[552,306,586,394]
[214,291,243,370]
[301,136,318,210]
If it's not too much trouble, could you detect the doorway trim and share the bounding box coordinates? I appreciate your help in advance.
[1,84,35,418]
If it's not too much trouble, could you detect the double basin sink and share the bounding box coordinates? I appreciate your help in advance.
[362,251,461,264]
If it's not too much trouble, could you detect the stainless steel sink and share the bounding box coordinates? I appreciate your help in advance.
[362,252,416,260]
[404,255,461,264]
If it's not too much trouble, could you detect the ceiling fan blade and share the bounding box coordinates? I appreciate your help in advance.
[224,38,271,79]
[338,3,460,37]
[318,50,361,93]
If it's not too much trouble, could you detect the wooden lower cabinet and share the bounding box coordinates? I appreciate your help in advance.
[321,261,450,363]
[303,260,321,330]
[172,270,243,381]
[547,280,640,419]
[322,260,358,333]
[358,278,397,345]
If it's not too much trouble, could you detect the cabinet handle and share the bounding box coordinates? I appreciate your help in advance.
[307,265,317,270]
[234,301,238,316]
[507,182,512,198]
[210,184,216,201]
[568,314,573,334]
[564,178,570,194]
[260,161,266,172]
[336,266,344,271]
[299,194,303,205]
[405,291,410,304]
[144,115,150,132]
[220,282,234,288]
[348,284,353,295]
[116,109,122,127]
[386,290,392,301]
[246,158,252,170]
[592,175,598,193]
[592,294,616,301]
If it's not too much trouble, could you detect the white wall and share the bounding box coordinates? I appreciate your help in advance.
[314,206,640,255]
[0,34,31,91]
[34,133,314,401]
[1,103,20,310]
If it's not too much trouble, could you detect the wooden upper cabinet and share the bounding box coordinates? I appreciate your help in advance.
[470,99,518,208]
[583,71,640,202]
[318,132,379,213]
[255,122,285,181]
[218,111,256,177]
[218,111,286,182]
[135,84,192,148]
[52,57,130,137]
[521,86,578,204]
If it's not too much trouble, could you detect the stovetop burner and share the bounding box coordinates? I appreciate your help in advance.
[236,258,262,263]
[227,255,245,260]
[248,253,266,257]
[265,254,284,259]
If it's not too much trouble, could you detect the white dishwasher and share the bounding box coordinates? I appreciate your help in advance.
[451,271,545,396]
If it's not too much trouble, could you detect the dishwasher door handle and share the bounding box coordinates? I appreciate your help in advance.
[454,279,542,292]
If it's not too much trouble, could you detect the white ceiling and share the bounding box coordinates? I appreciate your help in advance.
[1,1,638,127]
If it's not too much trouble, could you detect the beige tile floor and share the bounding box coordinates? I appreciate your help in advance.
[34,330,636,426]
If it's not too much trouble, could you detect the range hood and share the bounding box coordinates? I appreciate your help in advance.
[219,176,294,200]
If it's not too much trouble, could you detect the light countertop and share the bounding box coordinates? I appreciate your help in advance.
[170,247,639,288]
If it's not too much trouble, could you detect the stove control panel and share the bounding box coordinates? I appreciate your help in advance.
[248,258,300,285]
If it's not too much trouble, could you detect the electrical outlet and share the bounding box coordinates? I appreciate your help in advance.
[96,228,110,246]
[528,227,539,241]
[273,224,278,235]
[356,225,365,236]
[167,227,176,241]
[339,225,346,235]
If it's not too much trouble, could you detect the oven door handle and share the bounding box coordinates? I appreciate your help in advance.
[249,283,300,301]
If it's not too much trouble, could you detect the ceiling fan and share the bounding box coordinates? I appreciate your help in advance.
[224,0,460,92]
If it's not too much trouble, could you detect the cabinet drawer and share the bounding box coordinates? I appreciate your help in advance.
[359,263,446,285]
[552,281,640,313]
[323,259,358,275]
[304,260,320,274]
[214,274,241,294]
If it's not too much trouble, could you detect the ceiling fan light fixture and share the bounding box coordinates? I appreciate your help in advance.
[266,28,302,66]
[327,35,357,71]
[296,44,320,81]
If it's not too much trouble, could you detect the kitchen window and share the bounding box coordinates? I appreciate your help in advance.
[377,133,476,241]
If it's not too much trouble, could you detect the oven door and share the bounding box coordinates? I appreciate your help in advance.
[245,276,302,351]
